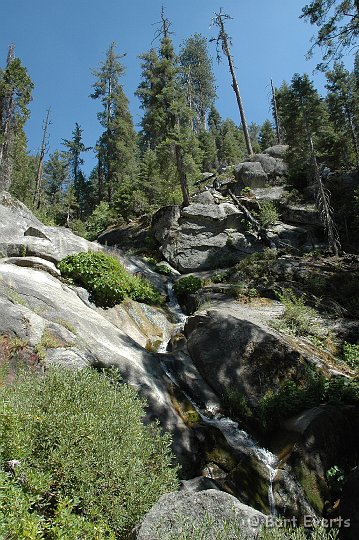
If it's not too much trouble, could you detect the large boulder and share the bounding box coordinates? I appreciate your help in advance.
[135,490,266,540]
[0,191,99,262]
[184,309,309,407]
[264,145,289,159]
[235,161,268,188]
[151,204,263,272]
[251,153,287,177]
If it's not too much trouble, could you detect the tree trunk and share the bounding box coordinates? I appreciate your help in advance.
[33,108,51,209]
[228,188,274,248]
[271,79,281,144]
[175,144,190,207]
[216,15,253,156]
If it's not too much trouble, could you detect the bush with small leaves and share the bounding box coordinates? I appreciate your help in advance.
[0,368,179,538]
[58,251,161,306]
[173,275,204,297]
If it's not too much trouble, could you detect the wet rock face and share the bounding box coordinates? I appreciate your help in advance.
[151,203,263,272]
[135,489,266,540]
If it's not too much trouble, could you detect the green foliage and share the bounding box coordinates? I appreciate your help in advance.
[342,341,359,370]
[0,367,178,537]
[326,465,345,490]
[255,202,279,228]
[275,290,319,336]
[173,275,204,297]
[301,0,359,70]
[235,249,278,285]
[58,251,161,306]
[259,119,276,151]
[91,42,138,207]
[222,388,253,420]
[259,369,359,429]
[85,202,117,240]
[179,33,216,132]
[150,514,338,540]
[211,271,229,284]
[258,371,326,428]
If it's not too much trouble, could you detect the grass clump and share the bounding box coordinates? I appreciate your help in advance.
[0,367,178,538]
[58,251,161,307]
[274,289,320,337]
[173,275,203,297]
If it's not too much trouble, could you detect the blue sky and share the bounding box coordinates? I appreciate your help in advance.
[1,0,353,174]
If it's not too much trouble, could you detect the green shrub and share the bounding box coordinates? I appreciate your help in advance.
[235,249,277,283]
[255,201,279,228]
[342,342,359,370]
[58,251,161,306]
[275,290,320,336]
[0,368,178,538]
[173,275,203,297]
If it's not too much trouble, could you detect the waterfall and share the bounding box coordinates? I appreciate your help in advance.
[161,361,279,515]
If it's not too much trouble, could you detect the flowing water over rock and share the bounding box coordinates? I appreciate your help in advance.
[108,250,315,519]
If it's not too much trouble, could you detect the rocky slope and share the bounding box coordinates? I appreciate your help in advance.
[1,188,358,537]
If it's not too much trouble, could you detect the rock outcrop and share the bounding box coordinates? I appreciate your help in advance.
[234,145,288,189]
[0,193,199,475]
[152,203,263,272]
[136,489,266,540]
[0,192,99,262]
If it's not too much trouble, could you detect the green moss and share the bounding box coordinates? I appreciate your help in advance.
[295,462,326,514]
[227,456,271,514]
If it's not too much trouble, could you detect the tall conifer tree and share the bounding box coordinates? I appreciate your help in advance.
[91,42,138,207]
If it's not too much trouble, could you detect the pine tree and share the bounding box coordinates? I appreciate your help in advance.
[0,46,33,191]
[218,119,246,166]
[136,11,200,206]
[62,123,90,218]
[259,120,276,151]
[179,34,216,131]
[91,42,138,208]
[276,74,334,184]
[301,0,359,70]
[325,62,359,166]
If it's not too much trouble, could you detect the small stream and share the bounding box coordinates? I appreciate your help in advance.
[111,249,314,519]
[157,278,280,515]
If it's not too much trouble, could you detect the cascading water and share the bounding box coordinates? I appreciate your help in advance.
[105,252,313,519]
[156,278,280,514]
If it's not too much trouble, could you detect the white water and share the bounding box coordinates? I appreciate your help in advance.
[162,361,279,515]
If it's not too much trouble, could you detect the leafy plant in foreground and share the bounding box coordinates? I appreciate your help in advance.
[0,367,178,538]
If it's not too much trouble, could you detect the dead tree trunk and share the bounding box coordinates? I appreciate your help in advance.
[212,11,253,156]
[228,188,274,248]
[0,45,16,190]
[271,79,282,145]
[306,129,341,256]
[175,144,190,207]
[33,108,51,209]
